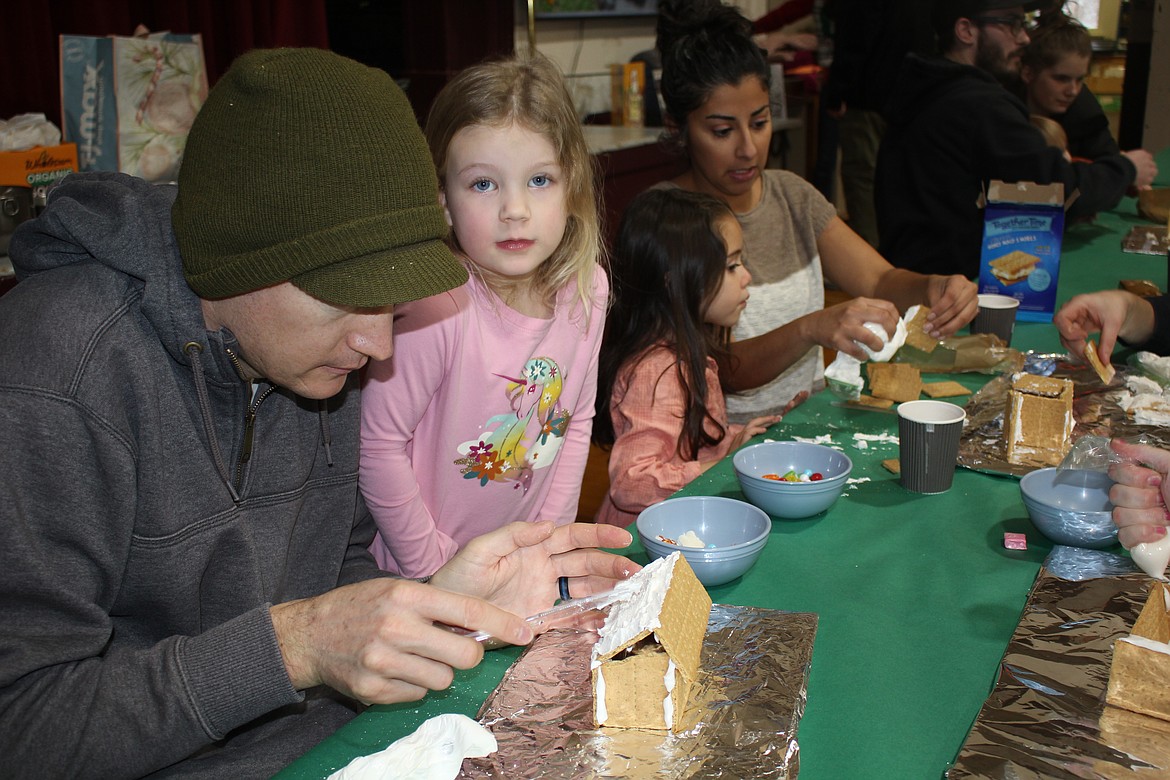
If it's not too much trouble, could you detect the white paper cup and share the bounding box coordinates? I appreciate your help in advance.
[897,400,967,494]
[971,294,1020,346]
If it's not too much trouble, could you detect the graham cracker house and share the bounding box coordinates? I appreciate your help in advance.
[1106,581,1170,722]
[590,552,712,732]
[1004,373,1074,466]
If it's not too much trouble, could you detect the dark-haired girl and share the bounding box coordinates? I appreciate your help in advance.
[593,189,784,527]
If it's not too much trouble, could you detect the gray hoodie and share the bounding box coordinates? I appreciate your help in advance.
[0,173,383,778]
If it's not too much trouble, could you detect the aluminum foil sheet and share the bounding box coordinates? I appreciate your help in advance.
[458,604,817,779]
[948,551,1170,778]
[958,359,1170,478]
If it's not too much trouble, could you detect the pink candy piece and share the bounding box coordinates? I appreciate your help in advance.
[1003,532,1028,551]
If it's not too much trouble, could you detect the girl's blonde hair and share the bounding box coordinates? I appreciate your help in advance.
[424,53,603,324]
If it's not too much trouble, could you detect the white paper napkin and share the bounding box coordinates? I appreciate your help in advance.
[326,713,497,780]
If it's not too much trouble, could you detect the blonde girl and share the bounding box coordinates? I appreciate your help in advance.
[360,53,607,577]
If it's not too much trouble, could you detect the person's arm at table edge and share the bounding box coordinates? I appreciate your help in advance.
[819,216,978,338]
[1126,294,1170,355]
[1054,290,1162,362]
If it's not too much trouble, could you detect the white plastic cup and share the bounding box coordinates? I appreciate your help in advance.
[897,400,967,494]
[971,294,1020,346]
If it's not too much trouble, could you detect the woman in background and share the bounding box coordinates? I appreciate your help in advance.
[1018,13,1156,189]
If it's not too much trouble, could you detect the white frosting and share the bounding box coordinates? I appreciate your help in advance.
[795,434,835,446]
[860,312,910,362]
[1126,375,1164,395]
[1121,635,1170,656]
[1010,397,1025,443]
[594,666,607,723]
[1123,393,1170,426]
[824,352,863,399]
[1118,358,1170,424]
[592,553,677,660]
[854,432,899,444]
[1132,536,1170,580]
[663,658,676,727]
[677,530,704,548]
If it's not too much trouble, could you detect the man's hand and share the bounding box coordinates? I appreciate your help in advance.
[269,578,532,705]
[430,521,639,620]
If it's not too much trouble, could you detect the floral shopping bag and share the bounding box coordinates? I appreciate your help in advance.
[60,30,208,182]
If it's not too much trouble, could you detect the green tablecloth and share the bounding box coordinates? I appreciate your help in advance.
[279,157,1169,780]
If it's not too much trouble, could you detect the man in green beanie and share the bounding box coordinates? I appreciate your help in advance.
[0,48,635,778]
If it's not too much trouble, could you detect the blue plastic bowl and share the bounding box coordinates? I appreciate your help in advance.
[636,496,771,586]
[1019,468,1117,549]
[733,441,853,519]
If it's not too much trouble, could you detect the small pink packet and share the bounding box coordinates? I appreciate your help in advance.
[1004,532,1028,550]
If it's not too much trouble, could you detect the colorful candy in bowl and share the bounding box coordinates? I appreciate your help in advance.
[733,441,853,519]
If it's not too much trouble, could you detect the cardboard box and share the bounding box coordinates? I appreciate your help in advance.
[977,180,1067,323]
[0,143,79,188]
[609,61,646,127]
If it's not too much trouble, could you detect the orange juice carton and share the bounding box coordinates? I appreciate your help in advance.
[609,61,646,127]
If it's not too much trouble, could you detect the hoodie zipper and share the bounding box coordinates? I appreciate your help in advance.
[226,348,275,492]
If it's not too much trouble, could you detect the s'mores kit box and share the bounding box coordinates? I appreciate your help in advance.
[978,180,1067,323]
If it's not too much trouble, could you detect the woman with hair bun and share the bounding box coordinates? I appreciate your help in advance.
[651,0,977,423]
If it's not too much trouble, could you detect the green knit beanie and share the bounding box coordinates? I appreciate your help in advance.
[173,48,466,307]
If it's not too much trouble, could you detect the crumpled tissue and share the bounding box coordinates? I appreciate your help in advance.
[0,114,62,152]
[326,713,497,780]
[825,306,913,399]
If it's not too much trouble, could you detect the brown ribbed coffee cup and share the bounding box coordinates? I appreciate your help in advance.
[970,294,1020,346]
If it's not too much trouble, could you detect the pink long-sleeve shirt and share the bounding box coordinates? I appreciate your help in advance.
[360,268,607,577]
[596,344,744,528]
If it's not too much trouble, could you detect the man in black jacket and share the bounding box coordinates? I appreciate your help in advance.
[875,0,1137,278]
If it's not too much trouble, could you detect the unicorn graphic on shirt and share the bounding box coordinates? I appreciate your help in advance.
[455,355,571,492]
